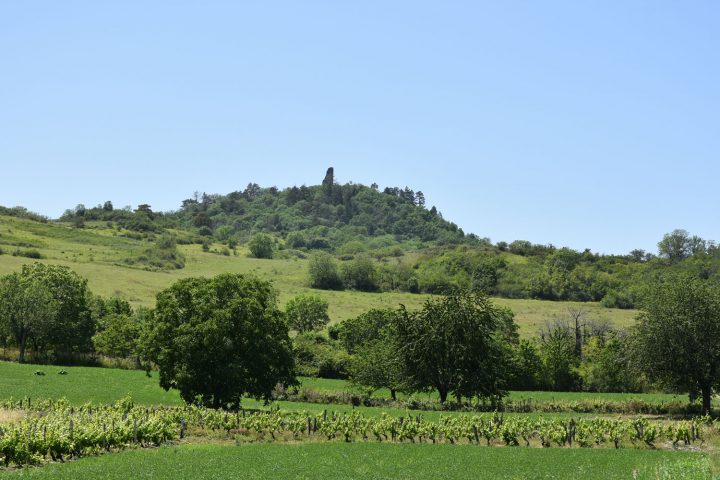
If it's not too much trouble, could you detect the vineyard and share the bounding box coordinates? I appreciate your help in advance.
[0,397,715,468]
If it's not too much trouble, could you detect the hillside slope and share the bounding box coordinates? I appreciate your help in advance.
[0,214,636,336]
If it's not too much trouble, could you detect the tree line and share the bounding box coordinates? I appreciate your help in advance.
[2,263,720,413]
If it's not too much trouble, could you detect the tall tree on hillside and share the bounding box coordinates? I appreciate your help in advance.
[657,229,693,262]
[633,275,720,413]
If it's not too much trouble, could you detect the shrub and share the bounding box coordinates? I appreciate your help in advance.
[308,252,343,290]
[12,249,42,259]
[248,233,274,259]
[341,255,378,291]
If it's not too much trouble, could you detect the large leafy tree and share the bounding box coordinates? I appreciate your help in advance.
[633,275,720,413]
[0,274,57,362]
[0,263,93,360]
[24,263,94,356]
[338,309,405,399]
[395,290,516,403]
[142,274,295,408]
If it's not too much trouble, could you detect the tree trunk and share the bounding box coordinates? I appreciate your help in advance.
[18,330,27,364]
[438,387,448,404]
[701,384,712,415]
[390,389,397,401]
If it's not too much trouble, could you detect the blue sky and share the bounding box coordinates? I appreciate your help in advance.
[1,1,718,254]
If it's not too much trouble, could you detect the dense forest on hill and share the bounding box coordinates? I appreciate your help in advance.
[15,169,715,309]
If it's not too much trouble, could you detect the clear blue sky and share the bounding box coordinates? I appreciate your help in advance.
[1,1,718,254]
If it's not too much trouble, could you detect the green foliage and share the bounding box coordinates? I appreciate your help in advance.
[335,309,405,397]
[141,273,295,408]
[349,337,404,399]
[633,275,720,412]
[92,308,150,362]
[0,400,712,476]
[0,273,58,362]
[175,180,466,250]
[285,294,330,332]
[11,248,43,259]
[508,340,544,390]
[537,322,580,391]
[335,309,397,354]
[395,290,516,403]
[0,263,94,361]
[292,332,351,379]
[248,233,275,259]
[308,252,343,290]
[341,255,379,291]
[123,235,185,270]
[577,334,644,393]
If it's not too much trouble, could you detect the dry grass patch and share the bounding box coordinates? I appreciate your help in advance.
[0,409,23,425]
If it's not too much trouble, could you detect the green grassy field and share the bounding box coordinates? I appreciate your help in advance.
[0,361,695,421]
[0,443,709,480]
[0,361,588,420]
[0,215,637,335]
[297,376,688,404]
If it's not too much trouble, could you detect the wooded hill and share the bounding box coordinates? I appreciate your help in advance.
[3,168,719,311]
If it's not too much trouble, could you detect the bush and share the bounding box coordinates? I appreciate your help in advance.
[341,255,379,291]
[123,236,185,270]
[248,233,274,259]
[308,252,343,290]
[11,249,43,259]
[285,231,306,249]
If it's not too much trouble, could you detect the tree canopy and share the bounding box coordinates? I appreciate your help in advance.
[395,290,517,403]
[141,274,295,408]
[633,275,720,413]
[285,294,330,333]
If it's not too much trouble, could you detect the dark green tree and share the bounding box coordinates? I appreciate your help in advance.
[0,274,58,362]
[308,252,343,290]
[633,275,720,413]
[341,255,378,291]
[248,233,274,259]
[19,263,94,358]
[141,274,295,408]
[537,321,580,391]
[508,339,544,390]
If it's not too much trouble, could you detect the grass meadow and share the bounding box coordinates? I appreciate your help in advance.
[0,443,710,480]
[0,215,637,335]
[0,361,697,421]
